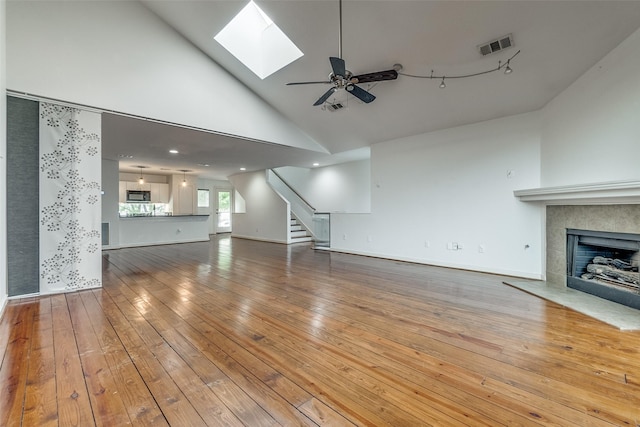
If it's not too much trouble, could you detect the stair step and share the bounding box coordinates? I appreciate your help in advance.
[290,214,311,244]
[290,236,313,244]
[290,230,309,238]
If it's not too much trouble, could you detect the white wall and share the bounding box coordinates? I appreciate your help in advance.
[228,171,289,244]
[102,159,120,249]
[275,160,371,213]
[6,0,325,154]
[331,112,544,279]
[541,27,640,187]
[0,0,8,314]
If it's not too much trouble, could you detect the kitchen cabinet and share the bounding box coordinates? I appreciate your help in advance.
[126,181,151,191]
[119,182,126,203]
[175,184,194,215]
[150,183,170,203]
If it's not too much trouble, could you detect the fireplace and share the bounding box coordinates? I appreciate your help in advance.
[566,228,640,309]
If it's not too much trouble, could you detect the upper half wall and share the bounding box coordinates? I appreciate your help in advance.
[541,27,640,187]
[6,0,325,153]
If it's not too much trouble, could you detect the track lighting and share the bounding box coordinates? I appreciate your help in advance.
[504,61,513,74]
[399,49,520,88]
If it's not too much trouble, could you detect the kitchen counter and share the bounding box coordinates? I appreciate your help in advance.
[119,214,210,219]
[117,214,210,248]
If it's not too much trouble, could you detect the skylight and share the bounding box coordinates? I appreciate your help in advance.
[214,1,303,79]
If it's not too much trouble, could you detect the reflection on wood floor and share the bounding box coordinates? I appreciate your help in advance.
[2,235,640,426]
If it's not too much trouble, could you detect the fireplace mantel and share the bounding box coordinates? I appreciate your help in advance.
[514,180,640,205]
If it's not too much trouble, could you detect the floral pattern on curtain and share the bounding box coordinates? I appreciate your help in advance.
[39,102,102,294]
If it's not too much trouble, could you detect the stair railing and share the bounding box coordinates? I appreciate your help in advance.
[267,169,331,247]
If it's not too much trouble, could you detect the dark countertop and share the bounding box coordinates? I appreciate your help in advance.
[119,214,210,219]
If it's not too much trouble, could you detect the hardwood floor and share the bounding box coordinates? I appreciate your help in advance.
[2,235,640,426]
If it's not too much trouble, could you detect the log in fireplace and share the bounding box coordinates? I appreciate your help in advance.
[566,229,640,310]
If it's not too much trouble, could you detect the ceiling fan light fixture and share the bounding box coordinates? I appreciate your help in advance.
[287,0,398,106]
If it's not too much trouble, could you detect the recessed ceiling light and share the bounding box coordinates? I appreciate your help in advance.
[214,0,303,79]
[197,163,211,167]
[169,149,179,154]
[313,163,320,167]
[240,167,246,171]
[118,154,134,159]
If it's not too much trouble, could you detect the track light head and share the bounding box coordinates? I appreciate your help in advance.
[504,63,513,74]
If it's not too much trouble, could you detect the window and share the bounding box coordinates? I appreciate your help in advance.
[197,189,210,208]
[214,0,303,79]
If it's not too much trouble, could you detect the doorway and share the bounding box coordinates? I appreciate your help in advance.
[215,189,232,233]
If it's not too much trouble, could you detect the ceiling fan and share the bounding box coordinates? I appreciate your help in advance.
[286,0,400,106]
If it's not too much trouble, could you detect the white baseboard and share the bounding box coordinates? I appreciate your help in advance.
[103,237,211,250]
[8,291,40,300]
[0,296,8,321]
[230,234,288,244]
[324,247,544,280]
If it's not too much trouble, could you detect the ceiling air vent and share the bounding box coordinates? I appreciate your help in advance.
[478,34,513,56]
[324,103,345,112]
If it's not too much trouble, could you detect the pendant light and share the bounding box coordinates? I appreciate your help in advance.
[179,169,190,187]
[138,166,144,185]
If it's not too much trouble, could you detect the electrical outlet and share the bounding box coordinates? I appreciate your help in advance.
[478,244,485,253]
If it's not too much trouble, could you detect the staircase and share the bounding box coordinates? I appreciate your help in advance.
[290,214,313,244]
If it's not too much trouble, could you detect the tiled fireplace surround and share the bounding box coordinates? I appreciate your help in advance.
[546,205,640,285]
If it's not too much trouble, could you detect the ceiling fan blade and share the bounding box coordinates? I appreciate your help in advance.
[329,56,346,77]
[313,87,337,106]
[347,84,376,104]
[286,81,331,86]
[351,69,398,84]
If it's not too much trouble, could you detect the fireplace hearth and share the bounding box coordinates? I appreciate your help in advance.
[566,229,640,310]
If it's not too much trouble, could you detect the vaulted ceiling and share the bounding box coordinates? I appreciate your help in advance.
[109,1,640,179]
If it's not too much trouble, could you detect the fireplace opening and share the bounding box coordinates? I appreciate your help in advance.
[567,229,640,310]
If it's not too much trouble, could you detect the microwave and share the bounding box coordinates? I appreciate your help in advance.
[126,190,151,203]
